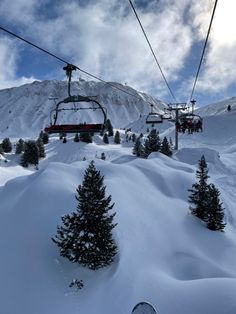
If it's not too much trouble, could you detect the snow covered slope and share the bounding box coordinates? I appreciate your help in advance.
[1,83,236,314]
[0,79,165,137]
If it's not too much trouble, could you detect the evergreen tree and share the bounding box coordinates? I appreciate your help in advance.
[42,132,49,144]
[0,144,3,155]
[132,137,145,157]
[206,184,226,231]
[105,119,114,137]
[188,155,210,220]
[101,152,106,160]
[103,133,109,144]
[63,137,67,143]
[37,138,46,158]
[80,132,93,143]
[2,138,12,153]
[21,140,39,167]
[145,129,161,155]
[160,137,173,156]
[114,131,121,144]
[52,161,117,270]
[15,138,25,154]
[39,131,49,144]
[74,133,80,142]
[132,133,136,142]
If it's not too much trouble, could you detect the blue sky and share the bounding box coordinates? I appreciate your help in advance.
[0,0,235,107]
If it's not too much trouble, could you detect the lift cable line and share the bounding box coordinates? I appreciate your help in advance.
[128,0,177,103]
[0,25,157,107]
[188,0,218,103]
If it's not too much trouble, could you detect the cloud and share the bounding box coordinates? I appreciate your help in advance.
[0,37,36,89]
[186,0,236,95]
[1,0,236,103]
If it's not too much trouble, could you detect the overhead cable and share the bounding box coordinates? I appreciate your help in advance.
[128,0,177,102]
[189,0,218,102]
[0,26,157,107]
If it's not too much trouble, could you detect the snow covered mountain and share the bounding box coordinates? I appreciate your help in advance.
[1,81,236,314]
[0,79,165,137]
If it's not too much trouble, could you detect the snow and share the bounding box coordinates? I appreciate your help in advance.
[0,80,236,313]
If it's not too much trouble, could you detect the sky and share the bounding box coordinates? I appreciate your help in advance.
[0,0,235,107]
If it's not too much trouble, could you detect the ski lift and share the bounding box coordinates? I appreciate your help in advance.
[44,64,107,134]
[178,100,203,133]
[146,104,163,124]
[162,108,173,120]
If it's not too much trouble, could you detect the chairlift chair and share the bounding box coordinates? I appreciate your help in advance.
[44,65,107,134]
[146,104,163,124]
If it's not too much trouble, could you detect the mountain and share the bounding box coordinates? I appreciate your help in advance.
[0,79,165,137]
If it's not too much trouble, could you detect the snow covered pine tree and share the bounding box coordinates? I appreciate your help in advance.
[188,155,209,221]
[206,183,226,231]
[52,161,117,270]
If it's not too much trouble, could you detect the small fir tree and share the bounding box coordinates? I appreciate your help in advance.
[52,161,117,270]
[148,129,161,152]
[21,140,39,167]
[160,136,172,156]
[37,138,46,158]
[74,133,80,142]
[188,155,210,221]
[101,152,106,160]
[114,131,121,144]
[2,138,12,153]
[80,132,93,143]
[132,137,145,157]
[105,119,114,137]
[63,137,67,143]
[103,133,109,144]
[15,138,25,154]
[39,131,49,144]
[42,132,49,144]
[132,133,136,142]
[206,184,226,231]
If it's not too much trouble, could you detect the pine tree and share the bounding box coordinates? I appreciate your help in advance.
[21,140,39,167]
[105,119,114,137]
[2,138,12,153]
[37,138,46,158]
[74,133,80,142]
[39,131,49,144]
[132,136,145,157]
[63,137,67,143]
[188,155,210,220]
[103,133,109,144]
[52,161,117,270]
[145,129,161,155]
[101,152,106,160]
[80,132,93,143]
[206,184,226,231]
[42,132,49,144]
[114,131,121,144]
[15,138,25,154]
[132,133,136,142]
[160,136,172,156]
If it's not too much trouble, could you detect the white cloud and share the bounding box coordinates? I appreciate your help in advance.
[0,37,36,89]
[1,0,236,102]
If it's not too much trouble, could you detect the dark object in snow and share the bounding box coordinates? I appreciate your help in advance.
[227,105,231,111]
[132,302,157,313]
[69,279,84,290]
